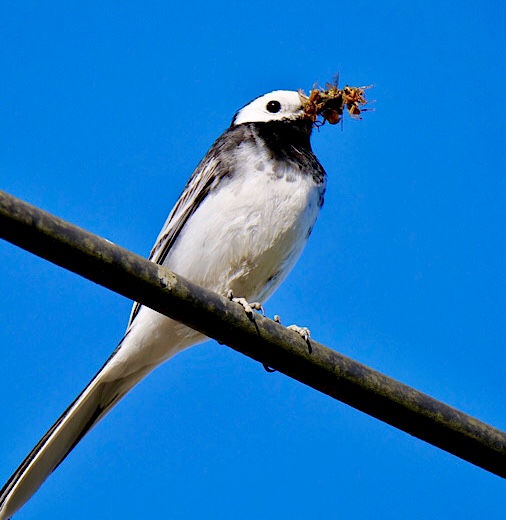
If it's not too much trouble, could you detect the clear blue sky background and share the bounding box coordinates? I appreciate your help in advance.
[1,2,505,518]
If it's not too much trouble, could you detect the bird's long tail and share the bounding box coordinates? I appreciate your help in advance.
[0,311,203,519]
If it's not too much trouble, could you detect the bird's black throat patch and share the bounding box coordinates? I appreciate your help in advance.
[251,120,326,185]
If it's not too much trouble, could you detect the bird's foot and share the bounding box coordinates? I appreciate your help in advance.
[287,324,311,342]
[227,290,264,318]
[273,315,311,342]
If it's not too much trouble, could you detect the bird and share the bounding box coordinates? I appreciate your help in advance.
[0,89,327,519]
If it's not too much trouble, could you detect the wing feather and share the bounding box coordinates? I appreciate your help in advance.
[126,125,245,324]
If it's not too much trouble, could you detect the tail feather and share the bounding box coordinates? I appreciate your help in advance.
[0,309,203,519]
[0,344,155,520]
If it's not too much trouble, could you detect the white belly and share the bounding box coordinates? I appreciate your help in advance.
[165,144,324,304]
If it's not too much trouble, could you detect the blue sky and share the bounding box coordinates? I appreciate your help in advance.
[1,1,505,518]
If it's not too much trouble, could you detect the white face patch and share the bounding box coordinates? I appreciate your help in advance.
[232,90,306,126]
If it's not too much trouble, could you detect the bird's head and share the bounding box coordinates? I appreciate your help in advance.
[232,90,307,126]
[231,85,369,129]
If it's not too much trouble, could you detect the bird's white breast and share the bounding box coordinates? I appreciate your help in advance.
[165,140,324,304]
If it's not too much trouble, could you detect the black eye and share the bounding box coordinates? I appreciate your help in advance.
[266,100,281,113]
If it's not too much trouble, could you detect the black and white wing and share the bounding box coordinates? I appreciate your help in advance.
[128,124,246,325]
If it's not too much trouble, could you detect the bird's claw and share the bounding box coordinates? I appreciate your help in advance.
[227,290,264,318]
[287,324,311,342]
[273,314,311,342]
